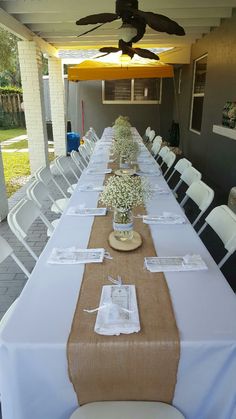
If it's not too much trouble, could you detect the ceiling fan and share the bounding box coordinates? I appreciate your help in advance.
[76,0,185,60]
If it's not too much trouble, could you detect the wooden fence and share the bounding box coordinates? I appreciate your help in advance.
[0,93,25,128]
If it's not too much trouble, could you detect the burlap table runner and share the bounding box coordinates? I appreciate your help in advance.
[67,163,180,405]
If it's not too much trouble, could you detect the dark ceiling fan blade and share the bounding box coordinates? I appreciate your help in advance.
[130,16,146,43]
[77,23,107,38]
[134,47,159,60]
[76,13,118,25]
[118,39,135,59]
[99,47,121,53]
[132,10,185,36]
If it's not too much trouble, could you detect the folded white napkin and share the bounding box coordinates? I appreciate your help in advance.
[151,186,169,195]
[143,212,186,225]
[48,247,105,264]
[67,207,107,216]
[92,285,140,336]
[144,254,208,272]
[78,184,104,192]
[86,168,112,175]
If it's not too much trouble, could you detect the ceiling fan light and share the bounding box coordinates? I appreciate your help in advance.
[119,23,137,42]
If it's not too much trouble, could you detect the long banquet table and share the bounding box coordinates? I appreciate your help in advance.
[0,128,236,419]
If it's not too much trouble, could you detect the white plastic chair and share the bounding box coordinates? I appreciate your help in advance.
[35,166,69,214]
[0,235,30,278]
[198,205,236,268]
[71,150,86,171]
[157,146,170,167]
[148,130,156,143]
[143,126,151,142]
[163,151,176,177]
[151,136,162,157]
[166,158,192,185]
[79,144,90,164]
[7,198,53,261]
[70,402,184,419]
[26,180,60,236]
[55,156,80,195]
[173,166,202,193]
[88,127,99,142]
[180,181,214,227]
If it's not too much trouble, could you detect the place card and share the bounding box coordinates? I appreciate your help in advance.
[144,254,208,272]
[143,212,186,225]
[94,285,140,336]
[48,247,105,264]
[67,207,107,216]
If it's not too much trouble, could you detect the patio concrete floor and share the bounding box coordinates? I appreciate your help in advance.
[0,161,75,320]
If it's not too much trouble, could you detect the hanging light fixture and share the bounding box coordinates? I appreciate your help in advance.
[119,23,137,42]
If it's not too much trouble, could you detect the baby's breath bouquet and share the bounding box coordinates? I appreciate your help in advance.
[112,137,139,161]
[99,175,152,211]
[114,125,132,140]
[114,115,131,127]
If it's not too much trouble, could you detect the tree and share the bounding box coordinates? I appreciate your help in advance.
[0,28,21,86]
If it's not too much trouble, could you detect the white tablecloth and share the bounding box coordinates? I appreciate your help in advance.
[0,128,236,419]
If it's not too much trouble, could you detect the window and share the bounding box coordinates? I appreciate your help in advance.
[102,78,162,104]
[190,54,208,134]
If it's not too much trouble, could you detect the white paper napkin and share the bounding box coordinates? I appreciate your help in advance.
[151,186,170,195]
[86,168,112,175]
[143,212,186,225]
[48,247,105,264]
[78,184,104,192]
[67,207,107,216]
[92,285,140,336]
[144,254,208,272]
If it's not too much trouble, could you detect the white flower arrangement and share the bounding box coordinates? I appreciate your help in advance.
[114,125,132,140]
[99,175,152,210]
[114,115,131,127]
[112,138,139,160]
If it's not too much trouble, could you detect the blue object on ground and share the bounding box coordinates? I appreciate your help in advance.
[67,132,80,154]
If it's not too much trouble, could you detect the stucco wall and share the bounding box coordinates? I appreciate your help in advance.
[178,13,236,197]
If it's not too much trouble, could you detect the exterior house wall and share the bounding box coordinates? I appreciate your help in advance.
[178,14,236,198]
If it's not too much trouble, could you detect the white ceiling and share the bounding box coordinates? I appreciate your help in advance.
[0,0,235,62]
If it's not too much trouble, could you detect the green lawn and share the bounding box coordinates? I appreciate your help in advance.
[0,128,27,142]
[2,151,55,197]
[2,139,28,149]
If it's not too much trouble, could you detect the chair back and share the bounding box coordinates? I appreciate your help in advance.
[186,181,214,212]
[145,126,151,137]
[151,137,162,155]
[158,146,170,159]
[148,130,155,142]
[55,156,80,183]
[27,180,50,209]
[205,205,236,252]
[180,166,202,186]
[35,165,68,200]
[71,150,86,171]
[174,158,192,175]
[0,235,13,263]
[163,151,176,169]
[9,199,41,240]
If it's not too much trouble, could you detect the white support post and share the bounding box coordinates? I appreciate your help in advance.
[18,41,49,174]
[48,57,67,156]
[0,152,8,221]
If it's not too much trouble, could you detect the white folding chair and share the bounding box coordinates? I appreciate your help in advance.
[0,235,30,278]
[71,150,86,171]
[7,198,53,261]
[162,151,176,177]
[143,126,151,142]
[26,180,60,236]
[173,166,202,193]
[198,205,236,268]
[55,156,80,195]
[89,127,99,142]
[180,180,214,227]
[148,130,156,143]
[157,146,170,167]
[151,136,162,157]
[166,158,192,185]
[70,402,184,419]
[79,144,90,164]
[35,166,69,214]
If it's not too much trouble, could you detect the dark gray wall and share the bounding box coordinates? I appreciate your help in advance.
[178,14,236,197]
[75,79,174,139]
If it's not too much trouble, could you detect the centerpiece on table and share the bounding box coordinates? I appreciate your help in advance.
[112,116,140,173]
[99,175,152,250]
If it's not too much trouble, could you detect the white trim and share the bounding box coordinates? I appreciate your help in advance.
[213,125,236,140]
[189,53,208,133]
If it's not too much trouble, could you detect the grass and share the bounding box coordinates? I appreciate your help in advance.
[2,151,55,197]
[1,139,28,149]
[0,128,27,142]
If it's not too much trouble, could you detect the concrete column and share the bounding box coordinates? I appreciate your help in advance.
[0,152,8,221]
[18,41,49,173]
[48,57,67,156]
